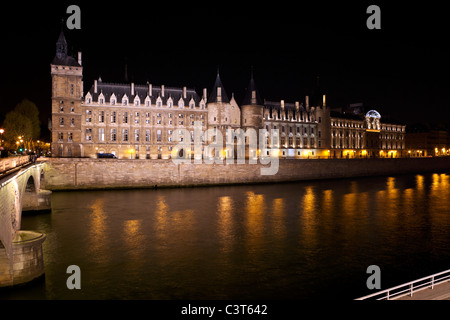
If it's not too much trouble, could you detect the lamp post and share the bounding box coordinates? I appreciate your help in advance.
[0,129,4,150]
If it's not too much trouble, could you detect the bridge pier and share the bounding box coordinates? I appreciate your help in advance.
[0,231,46,287]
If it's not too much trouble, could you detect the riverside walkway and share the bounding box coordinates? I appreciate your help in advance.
[396,281,450,300]
[356,269,450,300]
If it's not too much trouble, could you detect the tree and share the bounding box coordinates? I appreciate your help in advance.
[14,99,40,140]
[2,99,40,152]
[3,111,33,149]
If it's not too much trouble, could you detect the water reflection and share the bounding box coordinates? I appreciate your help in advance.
[271,198,286,241]
[88,198,108,262]
[299,186,318,249]
[13,172,450,300]
[123,219,144,269]
[245,191,266,252]
[217,196,234,255]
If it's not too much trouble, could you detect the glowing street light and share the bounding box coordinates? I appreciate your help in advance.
[0,129,4,147]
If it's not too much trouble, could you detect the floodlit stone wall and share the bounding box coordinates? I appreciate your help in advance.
[44,157,450,191]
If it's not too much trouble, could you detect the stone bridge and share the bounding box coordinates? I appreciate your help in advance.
[0,160,50,286]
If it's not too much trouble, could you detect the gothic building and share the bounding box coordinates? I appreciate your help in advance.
[50,30,405,160]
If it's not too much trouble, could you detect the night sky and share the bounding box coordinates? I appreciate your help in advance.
[1,1,449,133]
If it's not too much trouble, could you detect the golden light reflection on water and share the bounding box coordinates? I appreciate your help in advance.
[156,195,168,230]
[343,192,357,216]
[88,198,108,260]
[124,219,143,246]
[299,187,317,248]
[429,173,450,215]
[416,174,424,192]
[123,219,145,269]
[154,194,197,247]
[271,198,286,241]
[217,196,234,254]
[245,191,266,251]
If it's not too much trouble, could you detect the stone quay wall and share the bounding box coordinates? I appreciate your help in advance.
[43,157,450,191]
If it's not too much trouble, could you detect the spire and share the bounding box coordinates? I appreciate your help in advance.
[208,69,229,103]
[55,26,68,60]
[124,62,129,83]
[52,22,80,67]
[310,74,324,107]
[242,68,263,106]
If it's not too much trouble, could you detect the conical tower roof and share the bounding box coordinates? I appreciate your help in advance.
[208,69,229,103]
[242,69,263,106]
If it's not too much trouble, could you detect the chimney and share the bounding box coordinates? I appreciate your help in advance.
[305,96,309,108]
[183,87,187,99]
[131,82,135,96]
[94,80,98,94]
[281,100,285,109]
[203,88,207,101]
[295,101,299,112]
[161,85,165,97]
[148,83,152,96]
[323,94,326,107]
[78,52,82,66]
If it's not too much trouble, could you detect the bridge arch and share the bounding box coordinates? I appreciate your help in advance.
[0,163,47,259]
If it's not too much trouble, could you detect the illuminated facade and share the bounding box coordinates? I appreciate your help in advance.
[50,29,406,159]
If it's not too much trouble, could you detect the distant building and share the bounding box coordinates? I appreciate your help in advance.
[50,29,406,160]
[406,129,450,157]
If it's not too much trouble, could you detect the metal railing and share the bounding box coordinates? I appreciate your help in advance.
[355,269,450,300]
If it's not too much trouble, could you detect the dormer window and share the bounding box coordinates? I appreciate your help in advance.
[85,92,92,104]
[134,96,140,106]
[110,93,116,106]
[167,98,173,108]
[178,98,184,108]
[98,93,105,105]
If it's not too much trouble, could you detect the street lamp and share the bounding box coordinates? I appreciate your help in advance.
[0,129,4,148]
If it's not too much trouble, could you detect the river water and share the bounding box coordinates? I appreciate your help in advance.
[2,172,450,300]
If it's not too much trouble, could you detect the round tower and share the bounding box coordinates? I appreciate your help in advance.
[241,71,264,160]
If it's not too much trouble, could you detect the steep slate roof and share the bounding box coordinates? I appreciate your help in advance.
[51,29,80,67]
[86,81,202,106]
[264,100,311,121]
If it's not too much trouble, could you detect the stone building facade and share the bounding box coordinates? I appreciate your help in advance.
[50,30,405,160]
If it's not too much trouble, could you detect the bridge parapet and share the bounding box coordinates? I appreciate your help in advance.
[0,156,30,174]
